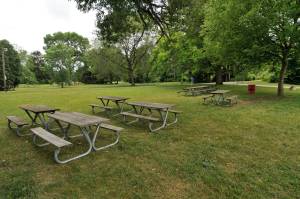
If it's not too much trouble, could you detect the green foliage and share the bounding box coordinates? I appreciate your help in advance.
[84,46,123,83]
[45,44,74,87]
[44,32,90,87]
[151,32,203,82]
[0,40,21,90]
[28,51,50,83]
[73,0,184,36]
[202,0,300,95]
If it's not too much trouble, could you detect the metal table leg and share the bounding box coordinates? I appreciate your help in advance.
[91,124,120,151]
[54,126,93,164]
[149,109,169,132]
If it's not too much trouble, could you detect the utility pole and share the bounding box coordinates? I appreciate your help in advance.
[2,48,7,91]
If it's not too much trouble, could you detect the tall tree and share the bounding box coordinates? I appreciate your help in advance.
[44,32,90,84]
[73,0,188,37]
[203,0,300,96]
[45,44,74,88]
[85,46,123,83]
[28,51,50,83]
[0,40,21,90]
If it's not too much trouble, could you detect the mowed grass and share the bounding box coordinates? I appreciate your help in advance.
[1,83,300,199]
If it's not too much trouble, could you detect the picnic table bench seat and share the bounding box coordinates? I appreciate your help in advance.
[31,127,72,164]
[225,95,238,106]
[166,110,182,126]
[121,111,162,132]
[89,104,113,113]
[7,116,30,136]
[100,123,123,132]
[203,95,214,104]
[93,123,124,151]
[120,112,160,122]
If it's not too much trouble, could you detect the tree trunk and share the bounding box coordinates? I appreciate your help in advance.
[61,82,64,88]
[215,66,223,85]
[128,67,135,86]
[277,51,289,97]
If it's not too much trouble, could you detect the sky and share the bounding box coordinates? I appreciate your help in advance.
[0,0,97,52]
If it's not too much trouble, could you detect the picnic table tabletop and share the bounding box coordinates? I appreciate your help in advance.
[183,85,210,90]
[126,101,174,110]
[48,111,109,127]
[19,104,59,113]
[210,90,230,95]
[97,96,129,101]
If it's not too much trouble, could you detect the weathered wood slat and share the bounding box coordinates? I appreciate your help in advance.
[126,102,174,110]
[19,105,58,113]
[31,127,72,148]
[7,116,28,126]
[225,95,238,105]
[226,95,238,100]
[97,96,129,101]
[120,112,160,122]
[48,112,109,127]
[89,104,113,109]
[100,123,123,132]
[169,110,183,114]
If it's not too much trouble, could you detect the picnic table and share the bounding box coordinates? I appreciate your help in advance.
[121,101,180,132]
[210,90,230,105]
[19,104,59,129]
[180,85,216,96]
[47,111,110,163]
[90,96,129,115]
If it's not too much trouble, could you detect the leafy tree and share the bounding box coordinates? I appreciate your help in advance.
[85,46,123,84]
[18,49,37,84]
[0,40,21,90]
[44,32,90,83]
[28,51,50,83]
[73,0,189,37]
[202,0,300,96]
[45,44,74,88]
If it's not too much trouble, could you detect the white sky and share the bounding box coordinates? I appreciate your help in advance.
[0,0,97,53]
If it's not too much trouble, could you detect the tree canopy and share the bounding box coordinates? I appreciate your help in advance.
[0,40,21,90]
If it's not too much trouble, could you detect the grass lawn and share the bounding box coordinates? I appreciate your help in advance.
[0,83,300,199]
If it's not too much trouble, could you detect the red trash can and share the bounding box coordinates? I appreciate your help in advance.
[248,84,256,94]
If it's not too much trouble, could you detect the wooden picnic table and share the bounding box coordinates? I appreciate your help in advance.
[97,96,129,115]
[183,85,209,90]
[123,101,176,132]
[180,85,216,96]
[47,111,109,163]
[19,104,59,128]
[210,90,230,105]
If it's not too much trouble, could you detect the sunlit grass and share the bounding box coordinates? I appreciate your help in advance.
[0,83,300,198]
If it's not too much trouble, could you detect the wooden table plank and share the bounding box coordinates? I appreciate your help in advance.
[19,105,59,113]
[48,112,109,127]
[210,90,230,94]
[97,96,129,101]
[183,85,209,90]
[126,101,174,109]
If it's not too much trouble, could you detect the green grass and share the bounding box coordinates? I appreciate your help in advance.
[1,83,300,198]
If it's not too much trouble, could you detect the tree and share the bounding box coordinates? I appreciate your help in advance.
[0,40,21,90]
[85,46,123,84]
[91,0,156,85]
[73,0,188,37]
[44,32,90,83]
[28,51,50,83]
[18,49,37,84]
[151,32,203,82]
[202,0,300,96]
[45,44,74,88]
